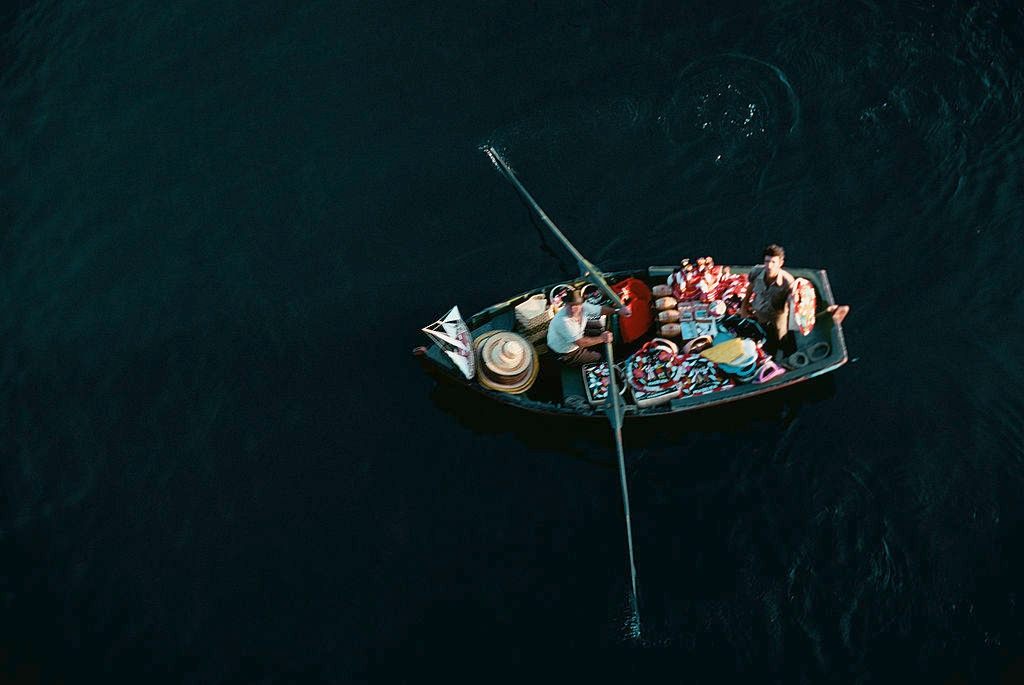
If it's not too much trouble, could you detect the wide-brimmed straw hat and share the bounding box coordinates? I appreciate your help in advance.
[481,333,531,376]
[474,330,539,394]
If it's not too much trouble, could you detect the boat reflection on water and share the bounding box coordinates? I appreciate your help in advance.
[425,367,840,465]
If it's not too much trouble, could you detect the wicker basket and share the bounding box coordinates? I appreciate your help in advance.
[514,294,553,342]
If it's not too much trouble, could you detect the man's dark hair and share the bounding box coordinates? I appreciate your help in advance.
[763,244,785,260]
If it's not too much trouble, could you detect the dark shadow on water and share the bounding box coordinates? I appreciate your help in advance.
[427,372,840,469]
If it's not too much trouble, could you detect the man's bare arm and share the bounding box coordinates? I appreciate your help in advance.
[577,331,614,348]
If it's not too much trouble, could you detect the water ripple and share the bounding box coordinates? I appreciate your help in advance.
[661,53,800,172]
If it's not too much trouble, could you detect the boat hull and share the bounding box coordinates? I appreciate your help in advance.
[417,266,848,419]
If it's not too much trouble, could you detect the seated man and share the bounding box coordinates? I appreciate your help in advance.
[739,243,797,358]
[546,288,627,366]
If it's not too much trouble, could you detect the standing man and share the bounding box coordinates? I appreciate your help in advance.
[740,244,797,358]
[547,289,627,366]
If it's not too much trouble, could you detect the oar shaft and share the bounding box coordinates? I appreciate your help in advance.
[605,341,641,636]
[485,147,586,264]
[484,146,624,308]
[486,144,640,635]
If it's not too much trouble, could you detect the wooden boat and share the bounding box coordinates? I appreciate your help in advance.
[416,265,848,419]
[415,149,849,421]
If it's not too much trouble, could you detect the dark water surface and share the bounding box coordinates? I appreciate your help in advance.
[4,0,1024,681]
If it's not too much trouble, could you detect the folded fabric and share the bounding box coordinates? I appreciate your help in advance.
[700,338,752,365]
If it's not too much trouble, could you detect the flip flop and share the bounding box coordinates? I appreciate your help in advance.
[781,351,809,370]
[807,341,831,362]
[755,360,786,384]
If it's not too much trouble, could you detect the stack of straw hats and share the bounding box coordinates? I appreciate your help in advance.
[474,330,539,394]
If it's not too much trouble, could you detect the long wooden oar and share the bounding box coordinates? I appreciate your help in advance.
[605,340,641,639]
[483,146,625,309]
[484,145,641,639]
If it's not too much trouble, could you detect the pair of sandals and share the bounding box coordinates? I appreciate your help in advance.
[780,341,831,370]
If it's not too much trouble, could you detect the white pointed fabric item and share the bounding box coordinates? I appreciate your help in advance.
[422,306,475,379]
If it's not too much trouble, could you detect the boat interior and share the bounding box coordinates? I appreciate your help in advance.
[427,265,848,417]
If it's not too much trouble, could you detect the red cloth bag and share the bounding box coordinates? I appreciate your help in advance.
[611,277,653,343]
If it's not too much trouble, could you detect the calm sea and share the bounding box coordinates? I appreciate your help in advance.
[3,0,1024,681]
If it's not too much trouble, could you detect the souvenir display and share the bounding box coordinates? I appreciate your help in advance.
[790,278,818,336]
[717,273,749,313]
[625,339,686,407]
[638,257,753,347]
[657,309,680,323]
[677,355,734,396]
[669,256,749,307]
[655,296,678,311]
[651,284,673,298]
[722,293,745,316]
[681,320,716,341]
[667,259,698,301]
[694,257,724,301]
[677,301,718,341]
[582,361,625,405]
[630,382,681,407]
